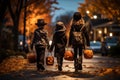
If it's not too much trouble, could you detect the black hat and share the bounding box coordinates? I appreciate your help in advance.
[35,19,47,26]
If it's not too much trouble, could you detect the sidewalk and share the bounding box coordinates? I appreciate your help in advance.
[0,54,120,80]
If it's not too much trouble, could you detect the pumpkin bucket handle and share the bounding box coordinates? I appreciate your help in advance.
[47,52,53,56]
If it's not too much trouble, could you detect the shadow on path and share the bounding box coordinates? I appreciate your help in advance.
[0,54,120,80]
[0,69,96,80]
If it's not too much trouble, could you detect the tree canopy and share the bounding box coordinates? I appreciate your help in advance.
[78,0,120,22]
[0,0,58,50]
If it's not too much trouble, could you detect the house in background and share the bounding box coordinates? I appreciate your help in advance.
[89,19,120,42]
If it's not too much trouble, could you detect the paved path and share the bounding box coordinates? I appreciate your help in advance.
[0,54,120,80]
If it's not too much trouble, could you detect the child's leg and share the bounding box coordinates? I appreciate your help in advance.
[56,56,63,71]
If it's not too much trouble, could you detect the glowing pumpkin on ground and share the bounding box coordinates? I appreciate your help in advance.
[83,49,93,59]
[27,53,36,63]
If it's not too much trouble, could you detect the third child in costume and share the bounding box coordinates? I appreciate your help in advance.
[49,21,67,71]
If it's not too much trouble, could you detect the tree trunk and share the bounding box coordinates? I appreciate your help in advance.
[0,0,9,49]
[13,18,19,51]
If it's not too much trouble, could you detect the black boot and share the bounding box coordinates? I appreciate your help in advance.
[40,65,45,71]
[78,64,82,70]
[37,64,45,71]
[74,59,78,72]
[58,66,62,71]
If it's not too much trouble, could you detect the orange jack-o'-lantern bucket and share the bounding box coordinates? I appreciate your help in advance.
[83,49,93,59]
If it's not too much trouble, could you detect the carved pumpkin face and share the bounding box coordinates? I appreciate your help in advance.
[83,49,93,59]
[47,57,54,62]
[46,56,54,65]
[64,50,74,61]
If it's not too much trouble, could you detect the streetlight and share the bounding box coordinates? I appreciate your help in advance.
[86,10,90,14]
[93,15,97,19]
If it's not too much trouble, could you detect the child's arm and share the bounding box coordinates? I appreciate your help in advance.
[49,33,56,52]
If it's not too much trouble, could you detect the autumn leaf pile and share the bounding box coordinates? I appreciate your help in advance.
[98,67,120,76]
[0,57,28,74]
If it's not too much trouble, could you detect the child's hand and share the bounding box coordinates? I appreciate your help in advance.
[48,49,52,53]
[86,46,90,49]
[67,44,71,47]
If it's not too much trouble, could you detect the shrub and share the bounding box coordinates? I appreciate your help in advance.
[0,49,27,63]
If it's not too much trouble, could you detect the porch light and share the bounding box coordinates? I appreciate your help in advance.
[109,33,113,37]
[98,30,102,34]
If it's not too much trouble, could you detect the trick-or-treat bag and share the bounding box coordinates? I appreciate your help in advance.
[64,47,74,61]
[46,52,54,66]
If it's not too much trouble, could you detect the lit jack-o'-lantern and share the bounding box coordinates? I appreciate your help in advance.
[46,56,54,65]
[64,50,74,61]
[27,53,36,63]
[83,49,93,59]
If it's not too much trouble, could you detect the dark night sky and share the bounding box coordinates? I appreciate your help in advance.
[52,0,84,22]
